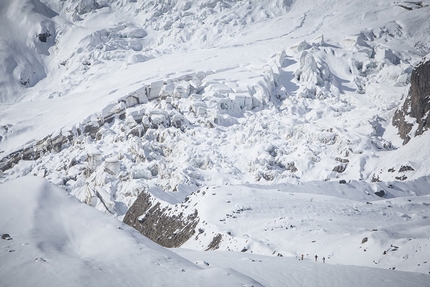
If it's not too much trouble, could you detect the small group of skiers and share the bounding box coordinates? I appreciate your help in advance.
[300,254,325,263]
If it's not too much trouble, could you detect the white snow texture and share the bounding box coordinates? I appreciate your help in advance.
[1,0,430,286]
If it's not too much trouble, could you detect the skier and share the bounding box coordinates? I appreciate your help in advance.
[301,254,304,261]
[315,255,318,262]
[323,257,325,263]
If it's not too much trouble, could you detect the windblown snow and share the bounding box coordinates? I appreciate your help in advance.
[1,0,430,285]
[0,176,261,287]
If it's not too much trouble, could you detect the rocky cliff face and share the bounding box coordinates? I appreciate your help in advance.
[393,57,430,144]
[123,191,199,248]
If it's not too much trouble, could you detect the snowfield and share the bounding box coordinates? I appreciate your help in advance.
[1,176,429,287]
[179,180,430,273]
[0,177,262,287]
[1,0,430,285]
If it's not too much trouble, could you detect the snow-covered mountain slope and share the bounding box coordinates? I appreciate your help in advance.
[0,0,57,103]
[1,0,430,281]
[180,180,430,273]
[1,176,429,287]
[0,176,261,287]
[175,249,430,287]
[124,177,430,274]
[2,0,430,211]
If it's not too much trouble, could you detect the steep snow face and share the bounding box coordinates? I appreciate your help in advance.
[0,176,261,287]
[0,0,57,103]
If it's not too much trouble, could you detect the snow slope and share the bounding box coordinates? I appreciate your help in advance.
[176,249,430,287]
[1,176,429,287]
[0,176,260,287]
[0,0,57,103]
[177,180,430,273]
[1,0,430,282]
[1,0,429,157]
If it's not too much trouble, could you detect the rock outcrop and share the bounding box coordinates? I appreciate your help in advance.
[393,57,430,144]
[0,134,73,172]
[123,191,199,248]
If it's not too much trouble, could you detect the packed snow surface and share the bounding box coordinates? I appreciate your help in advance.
[179,180,430,273]
[0,176,261,287]
[176,249,430,287]
[1,0,430,284]
[1,176,429,287]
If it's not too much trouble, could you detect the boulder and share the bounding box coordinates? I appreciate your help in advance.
[333,164,347,173]
[38,32,51,43]
[375,190,386,198]
[1,234,12,240]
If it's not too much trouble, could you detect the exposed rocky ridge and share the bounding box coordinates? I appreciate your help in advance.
[393,57,430,144]
[123,186,227,251]
[123,190,199,248]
